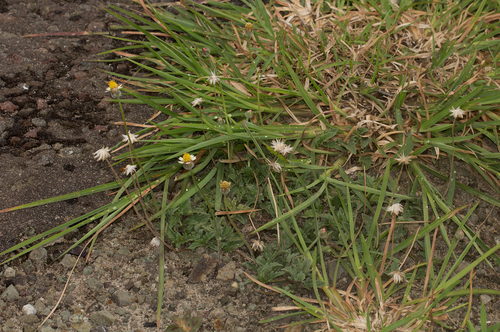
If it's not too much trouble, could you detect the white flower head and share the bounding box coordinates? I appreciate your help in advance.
[178,153,196,170]
[271,139,293,156]
[106,80,123,98]
[389,270,406,284]
[207,71,220,86]
[150,237,161,247]
[387,203,403,216]
[396,154,414,165]
[191,98,203,107]
[122,131,139,144]
[251,239,265,252]
[122,164,137,176]
[93,147,111,161]
[449,106,466,119]
[267,159,282,173]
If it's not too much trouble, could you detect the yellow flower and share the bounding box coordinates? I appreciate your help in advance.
[106,80,122,98]
[178,153,196,170]
[219,180,231,195]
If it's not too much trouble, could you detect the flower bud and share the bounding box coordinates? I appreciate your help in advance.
[244,22,253,37]
[319,228,328,240]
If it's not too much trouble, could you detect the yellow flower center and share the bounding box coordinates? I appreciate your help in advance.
[219,180,231,190]
[245,22,253,34]
[182,153,192,163]
[108,80,118,89]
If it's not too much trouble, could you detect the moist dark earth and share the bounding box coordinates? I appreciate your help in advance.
[0,0,500,331]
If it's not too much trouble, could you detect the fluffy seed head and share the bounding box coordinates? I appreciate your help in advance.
[396,154,414,165]
[122,131,138,144]
[390,270,405,284]
[191,98,203,107]
[271,139,293,156]
[387,203,403,216]
[251,239,265,252]
[93,147,111,161]
[449,106,466,119]
[122,164,137,176]
[207,71,220,86]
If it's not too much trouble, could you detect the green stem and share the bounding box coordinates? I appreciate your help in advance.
[190,171,221,255]
[247,42,263,127]
[118,98,159,213]
[223,195,255,261]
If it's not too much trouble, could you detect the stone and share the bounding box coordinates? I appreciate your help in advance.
[83,266,94,275]
[19,314,40,324]
[60,254,77,269]
[210,308,226,320]
[84,279,104,294]
[36,98,48,110]
[3,267,16,278]
[59,146,82,157]
[69,314,84,324]
[39,327,56,332]
[0,101,18,113]
[24,127,41,138]
[34,299,48,315]
[19,107,35,117]
[22,304,37,315]
[0,299,6,311]
[187,254,217,283]
[111,290,136,307]
[72,71,88,80]
[90,310,115,326]
[115,246,131,259]
[74,321,92,332]
[115,307,127,316]
[226,304,238,317]
[476,269,486,277]
[456,261,470,274]
[22,259,35,274]
[60,310,71,322]
[39,154,54,166]
[480,294,492,304]
[1,285,20,302]
[137,294,146,305]
[32,118,47,127]
[216,261,236,281]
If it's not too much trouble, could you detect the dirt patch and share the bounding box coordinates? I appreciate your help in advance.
[0,0,300,331]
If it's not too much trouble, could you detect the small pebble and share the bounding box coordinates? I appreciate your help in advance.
[150,237,160,247]
[22,304,37,315]
[4,267,16,278]
[480,294,492,304]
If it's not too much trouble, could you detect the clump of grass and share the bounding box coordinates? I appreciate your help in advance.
[1,0,500,330]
